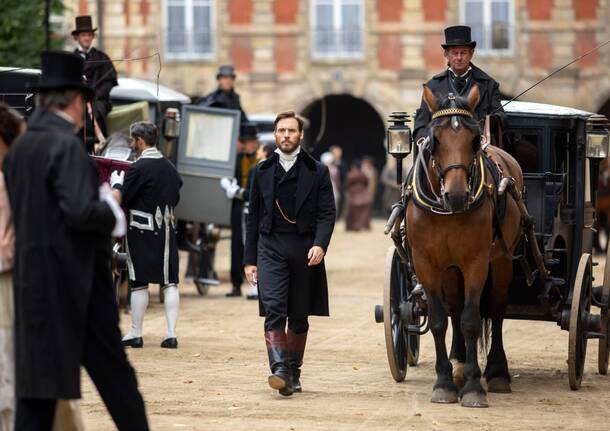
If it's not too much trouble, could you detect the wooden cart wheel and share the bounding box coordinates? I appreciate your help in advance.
[383,246,409,382]
[597,245,610,375]
[568,253,592,390]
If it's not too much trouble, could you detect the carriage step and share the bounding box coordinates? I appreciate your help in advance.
[544,258,560,266]
[375,305,384,323]
[546,248,567,253]
[585,331,604,340]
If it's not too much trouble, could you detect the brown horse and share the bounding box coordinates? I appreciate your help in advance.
[406,85,524,407]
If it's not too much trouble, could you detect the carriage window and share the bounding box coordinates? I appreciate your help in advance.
[551,131,569,174]
[507,130,540,173]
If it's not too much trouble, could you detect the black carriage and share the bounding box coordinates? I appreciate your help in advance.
[375,101,610,390]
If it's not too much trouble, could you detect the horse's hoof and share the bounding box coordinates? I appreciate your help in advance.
[451,360,465,389]
[431,388,458,404]
[460,392,489,408]
[487,377,512,393]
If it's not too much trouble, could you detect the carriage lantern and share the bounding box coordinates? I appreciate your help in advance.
[163,108,181,140]
[387,112,412,188]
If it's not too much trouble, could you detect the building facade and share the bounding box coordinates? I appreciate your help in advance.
[62,0,610,161]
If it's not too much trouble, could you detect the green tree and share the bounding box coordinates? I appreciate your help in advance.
[0,0,66,67]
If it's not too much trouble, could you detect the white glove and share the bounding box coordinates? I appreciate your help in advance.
[110,170,125,188]
[220,177,232,192]
[220,177,240,199]
[99,184,127,237]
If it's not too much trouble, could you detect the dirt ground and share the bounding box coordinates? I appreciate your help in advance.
[81,219,610,430]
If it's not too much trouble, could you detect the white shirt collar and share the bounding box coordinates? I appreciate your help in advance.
[51,110,79,133]
[139,147,163,159]
[78,44,91,54]
[449,66,472,78]
[275,146,301,171]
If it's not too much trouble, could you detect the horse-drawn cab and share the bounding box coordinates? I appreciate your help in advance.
[375,95,610,401]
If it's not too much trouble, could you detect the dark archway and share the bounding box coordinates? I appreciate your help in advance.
[301,94,386,172]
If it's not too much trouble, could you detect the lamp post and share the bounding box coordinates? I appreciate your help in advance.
[386,112,412,193]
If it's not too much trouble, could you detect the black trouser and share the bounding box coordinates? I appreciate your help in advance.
[258,232,314,333]
[15,257,149,431]
[230,199,244,290]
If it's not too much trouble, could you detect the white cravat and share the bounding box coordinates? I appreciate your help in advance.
[275,146,301,172]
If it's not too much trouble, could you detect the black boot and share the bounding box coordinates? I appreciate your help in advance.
[226,285,242,297]
[265,330,294,396]
[287,329,307,392]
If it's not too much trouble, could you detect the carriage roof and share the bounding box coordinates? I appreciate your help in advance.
[502,100,594,119]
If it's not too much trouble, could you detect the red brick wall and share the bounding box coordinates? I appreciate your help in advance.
[124,0,131,26]
[423,0,447,22]
[573,0,598,20]
[140,0,150,26]
[528,33,552,69]
[527,0,553,20]
[575,31,598,69]
[378,34,402,70]
[275,36,296,73]
[78,0,88,15]
[229,0,252,25]
[377,0,402,22]
[274,0,299,24]
[424,34,445,71]
[230,37,253,72]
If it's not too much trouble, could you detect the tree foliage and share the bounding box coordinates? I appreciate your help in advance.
[0,0,66,67]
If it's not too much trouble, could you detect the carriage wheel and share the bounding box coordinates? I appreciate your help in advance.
[383,246,409,382]
[407,313,421,366]
[568,253,592,390]
[598,246,610,375]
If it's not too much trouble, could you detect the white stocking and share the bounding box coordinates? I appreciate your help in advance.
[163,284,180,339]
[122,288,149,340]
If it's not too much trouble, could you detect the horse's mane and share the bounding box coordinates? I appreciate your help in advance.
[428,94,481,136]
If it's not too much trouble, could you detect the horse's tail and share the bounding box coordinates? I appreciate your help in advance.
[479,318,491,355]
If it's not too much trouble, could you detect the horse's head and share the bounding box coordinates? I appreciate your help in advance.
[423,85,481,213]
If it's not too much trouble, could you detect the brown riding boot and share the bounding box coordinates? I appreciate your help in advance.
[264,330,294,396]
[287,329,308,393]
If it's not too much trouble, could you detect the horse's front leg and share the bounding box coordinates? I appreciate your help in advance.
[460,259,489,408]
[422,275,458,404]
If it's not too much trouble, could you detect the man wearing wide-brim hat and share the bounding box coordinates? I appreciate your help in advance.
[72,15,118,153]
[2,51,149,430]
[413,25,507,141]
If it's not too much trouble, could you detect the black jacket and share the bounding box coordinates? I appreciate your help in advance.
[117,148,182,284]
[197,87,248,123]
[244,150,336,265]
[3,109,115,398]
[413,63,507,140]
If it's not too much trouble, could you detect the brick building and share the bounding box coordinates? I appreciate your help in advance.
[62,0,610,162]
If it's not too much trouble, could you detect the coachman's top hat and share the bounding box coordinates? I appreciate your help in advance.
[442,25,477,49]
[216,65,236,79]
[71,15,97,36]
[28,51,94,100]
[239,122,259,141]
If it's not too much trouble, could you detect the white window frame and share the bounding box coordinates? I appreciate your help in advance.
[163,0,216,61]
[310,0,365,61]
[460,0,514,57]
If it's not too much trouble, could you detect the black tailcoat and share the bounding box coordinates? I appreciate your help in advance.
[116,148,182,285]
[3,109,116,398]
[413,63,507,140]
[245,150,336,317]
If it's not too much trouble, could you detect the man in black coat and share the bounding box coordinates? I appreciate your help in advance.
[72,15,118,153]
[413,25,507,141]
[111,121,182,349]
[244,111,336,396]
[3,51,148,430]
[197,65,248,124]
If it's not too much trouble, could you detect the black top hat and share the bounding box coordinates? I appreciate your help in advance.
[28,51,94,100]
[442,25,477,49]
[71,15,97,36]
[239,122,259,141]
[216,65,236,79]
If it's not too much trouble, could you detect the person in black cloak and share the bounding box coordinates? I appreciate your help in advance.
[2,50,149,431]
[413,25,507,141]
[72,15,118,153]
